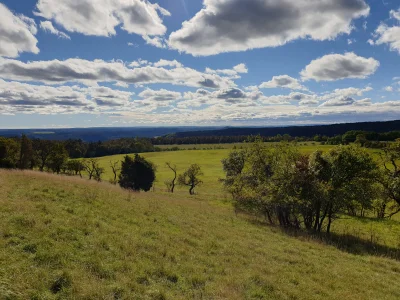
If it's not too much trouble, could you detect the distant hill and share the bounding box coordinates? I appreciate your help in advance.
[174,120,400,138]
[0,126,220,142]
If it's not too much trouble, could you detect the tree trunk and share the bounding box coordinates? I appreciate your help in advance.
[189,185,195,195]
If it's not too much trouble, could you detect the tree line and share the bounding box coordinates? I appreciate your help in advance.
[221,139,400,234]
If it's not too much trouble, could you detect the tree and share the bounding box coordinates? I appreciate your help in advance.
[165,162,177,193]
[66,160,84,177]
[32,139,53,171]
[47,143,69,174]
[378,141,400,210]
[178,164,203,195]
[119,154,156,192]
[109,160,121,184]
[0,138,20,169]
[310,146,378,233]
[82,158,103,181]
[19,135,33,169]
[355,134,367,147]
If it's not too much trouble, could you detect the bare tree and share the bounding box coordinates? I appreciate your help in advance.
[165,162,177,193]
[82,158,104,181]
[109,160,121,184]
[178,164,203,195]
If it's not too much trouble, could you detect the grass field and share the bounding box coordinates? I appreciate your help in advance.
[2,170,400,299]
[96,143,381,199]
[94,143,399,250]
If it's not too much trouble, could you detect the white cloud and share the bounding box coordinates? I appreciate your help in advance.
[384,86,394,92]
[320,96,356,107]
[390,9,400,21]
[260,75,307,90]
[35,0,170,37]
[40,21,70,39]
[0,79,87,107]
[0,3,39,57]
[143,35,167,48]
[139,88,182,102]
[0,57,234,89]
[301,52,380,82]
[373,24,400,54]
[153,59,182,68]
[169,0,369,56]
[114,82,129,88]
[89,86,132,106]
[347,39,355,45]
[233,64,248,74]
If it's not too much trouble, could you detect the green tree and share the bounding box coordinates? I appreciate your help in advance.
[119,155,156,192]
[47,143,69,174]
[178,164,203,195]
[0,138,20,168]
[32,139,53,171]
[378,141,400,209]
[19,135,33,169]
[311,146,378,233]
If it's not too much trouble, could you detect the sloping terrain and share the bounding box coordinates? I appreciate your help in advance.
[1,170,400,299]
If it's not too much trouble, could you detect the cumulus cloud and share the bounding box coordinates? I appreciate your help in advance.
[0,57,234,89]
[143,35,167,48]
[169,0,369,56]
[373,24,400,54]
[259,75,307,90]
[0,3,39,57]
[320,96,356,107]
[89,86,132,106]
[34,0,170,37]
[233,64,248,74]
[301,52,380,81]
[153,59,182,68]
[206,63,248,79]
[139,88,182,102]
[40,21,70,39]
[0,79,87,107]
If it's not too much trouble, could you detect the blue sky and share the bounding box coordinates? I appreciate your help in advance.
[0,0,399,128]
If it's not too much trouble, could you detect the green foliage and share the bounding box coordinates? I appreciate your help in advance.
[18,134,33,169]
[222,141,379,233]
[47,143,69,174]
[0,137,19,168]
[119,154,156,192]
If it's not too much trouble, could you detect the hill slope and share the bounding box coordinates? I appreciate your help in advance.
[1,170,400,299]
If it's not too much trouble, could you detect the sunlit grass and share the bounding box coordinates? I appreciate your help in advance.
[1,169,400,299]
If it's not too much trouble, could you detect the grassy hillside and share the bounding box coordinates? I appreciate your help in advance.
[1,170,400,299]
[95,143,381,198]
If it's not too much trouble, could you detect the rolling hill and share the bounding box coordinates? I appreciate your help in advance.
[1,170,400,299]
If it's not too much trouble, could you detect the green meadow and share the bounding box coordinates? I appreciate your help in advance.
[1,142,399,299]
[1,169,400,299]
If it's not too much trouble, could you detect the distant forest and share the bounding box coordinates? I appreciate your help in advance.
[173,120,400,138]
[1,128,400,163]
[1,120,400,142]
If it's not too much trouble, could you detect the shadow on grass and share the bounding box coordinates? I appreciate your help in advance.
[246,217,400,261]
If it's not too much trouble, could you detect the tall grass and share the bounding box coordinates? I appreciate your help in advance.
[1,169,400,299]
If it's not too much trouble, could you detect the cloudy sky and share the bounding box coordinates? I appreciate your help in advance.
[0,0,400,128]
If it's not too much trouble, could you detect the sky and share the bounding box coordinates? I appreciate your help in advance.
[0,0,400,129]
